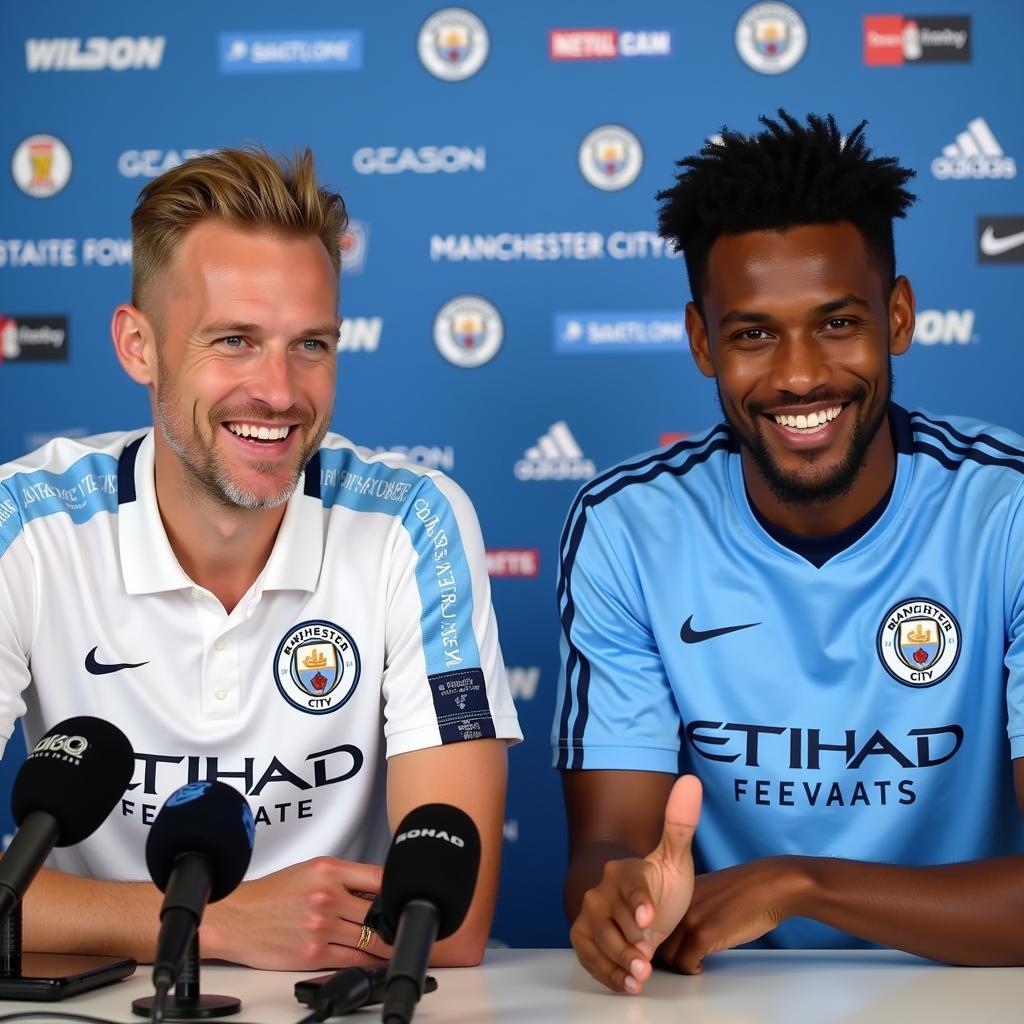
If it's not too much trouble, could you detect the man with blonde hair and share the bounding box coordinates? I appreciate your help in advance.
[0,148,520,968]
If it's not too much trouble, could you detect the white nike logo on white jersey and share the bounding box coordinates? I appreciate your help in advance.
[980,226,1024,256]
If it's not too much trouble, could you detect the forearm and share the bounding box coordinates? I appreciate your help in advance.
[564,839,641,923]
[791,853,1024,965]
[387,739,509,968]
[21,867,161,959]
[426,858,500,967]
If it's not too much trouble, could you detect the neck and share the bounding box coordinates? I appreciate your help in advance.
[742,418,897,537]
[153,440,287,613]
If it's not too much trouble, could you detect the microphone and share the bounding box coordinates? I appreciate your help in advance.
[375,804,480,1024]
[294,966,438,1020]
[146,781,254,996]
[0,716,134,921]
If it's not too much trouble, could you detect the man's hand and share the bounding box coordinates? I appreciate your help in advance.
[658,857,812,974]
[201,856,393,970]
[570,774,702,994]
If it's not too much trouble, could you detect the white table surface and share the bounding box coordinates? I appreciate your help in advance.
[3,948,1022,1024]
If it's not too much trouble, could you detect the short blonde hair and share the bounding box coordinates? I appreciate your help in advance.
[130,147,347,310]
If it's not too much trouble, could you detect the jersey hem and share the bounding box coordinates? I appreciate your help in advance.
[386,715,522,758]
[550,743,679,773]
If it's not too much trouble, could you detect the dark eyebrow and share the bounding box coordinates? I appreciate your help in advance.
[719,309,773,328]
[809,294,871,316]
[719,294,872,330]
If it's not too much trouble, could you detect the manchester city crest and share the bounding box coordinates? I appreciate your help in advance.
[433,295,503,367]
[274,620,361,714]
[734,3,808,75]
[876,597,961,688]
[417,8,489,81]
[578,125,644,192]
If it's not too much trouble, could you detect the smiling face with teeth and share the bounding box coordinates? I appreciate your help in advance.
[142,220,340,511]
[686,222,916,533]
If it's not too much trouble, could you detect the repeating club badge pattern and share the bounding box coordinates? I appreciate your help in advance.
[434,295,503,367]
[578,125,643,191]
[418,8,489,81]
[735,3,808,75]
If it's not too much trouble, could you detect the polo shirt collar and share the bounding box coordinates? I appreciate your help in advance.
[261,457,324,593]
[118,431,324,596]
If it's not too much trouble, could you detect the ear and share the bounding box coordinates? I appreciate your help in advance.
[888,276,915,357]
[111,304,158,386]
[686,301,716,379]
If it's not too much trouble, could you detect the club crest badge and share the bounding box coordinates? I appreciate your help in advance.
[274,620,361,714]
[876,597,961,688]
[434,295,503,367]
[735,3,808,75]
[578,125,643,191]
[12,134,73,198]
[418,8,489,81]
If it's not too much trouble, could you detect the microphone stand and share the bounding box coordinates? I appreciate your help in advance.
[0,903,136,1000]
[131,933,240,1019]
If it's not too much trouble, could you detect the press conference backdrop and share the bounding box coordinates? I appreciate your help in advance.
[1,1,1022,947]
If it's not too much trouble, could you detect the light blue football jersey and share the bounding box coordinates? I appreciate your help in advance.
[553,405,1024,948]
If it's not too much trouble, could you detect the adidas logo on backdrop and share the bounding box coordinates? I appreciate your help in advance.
[514,422,595,481]
[932,118,1016,180]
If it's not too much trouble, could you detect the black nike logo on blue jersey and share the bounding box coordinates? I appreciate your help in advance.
[680,616,761,644]
[85,647,149,675]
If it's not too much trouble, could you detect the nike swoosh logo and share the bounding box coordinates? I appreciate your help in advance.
[980,226,1024,257]
[85,647,149,675]
[680,616,760,644]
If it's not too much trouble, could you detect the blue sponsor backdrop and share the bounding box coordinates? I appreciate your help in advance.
[1,1,1022,947]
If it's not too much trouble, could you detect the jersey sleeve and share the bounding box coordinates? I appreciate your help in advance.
[380,472,522,758]
[1004,480,1024,759]
[552,500,681,773]
[0,479,33,755]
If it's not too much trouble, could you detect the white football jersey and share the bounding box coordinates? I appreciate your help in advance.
[0,430,521,880]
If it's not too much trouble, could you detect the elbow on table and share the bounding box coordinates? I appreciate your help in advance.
[431,931,488,967]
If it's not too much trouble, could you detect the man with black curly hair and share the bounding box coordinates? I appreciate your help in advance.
[555,111,1024,991]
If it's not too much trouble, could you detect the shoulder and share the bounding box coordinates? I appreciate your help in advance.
[1,429,146,484]
[905,408,1024,490]
[563,423,732,528]
[312,433,478,521]
[0,429,147,558]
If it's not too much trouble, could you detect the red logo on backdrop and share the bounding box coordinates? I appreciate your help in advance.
[659,432,692,447]
[863,15,907,65]
[549,29,617,60]
[0,316,12,365]
[487,549,540,578]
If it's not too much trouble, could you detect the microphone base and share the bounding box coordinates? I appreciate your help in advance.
[0,953,136,1001]
[132,993,241,1019]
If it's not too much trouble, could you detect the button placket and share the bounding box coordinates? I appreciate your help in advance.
[192,592,236,720]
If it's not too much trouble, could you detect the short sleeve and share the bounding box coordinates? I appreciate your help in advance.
[553,499,680,772]
[0,481,33,754]
[380,472,522,758]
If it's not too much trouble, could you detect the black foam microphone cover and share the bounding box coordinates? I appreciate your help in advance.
[379,804,481,940]
[12,716,135,845]
[146,781,254,902]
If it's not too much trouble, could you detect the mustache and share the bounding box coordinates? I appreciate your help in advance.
[210,404,315,428]
[749,388,867,416]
